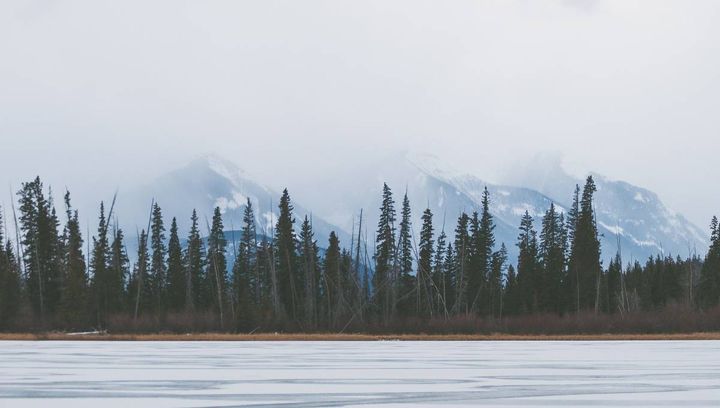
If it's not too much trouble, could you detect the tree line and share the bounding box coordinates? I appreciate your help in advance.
[0,175,719,332]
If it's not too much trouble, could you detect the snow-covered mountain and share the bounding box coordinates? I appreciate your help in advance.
[114,152,708,267]
[294,151,708,265]
[115,155,351,249]
[499,154,708,262]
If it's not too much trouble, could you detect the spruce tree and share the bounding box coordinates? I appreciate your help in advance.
[606,252,622,313]
[298,216,320,327]
[129,230,151,318]
[275,189,298,322]
[231,250,252,330]
[443,242,456,315]
[323,231,342,327]
[432,229,447,316]
[149,203,167,312]
[18,177,63,320]
[516,211,540,313]
[59,192,87,326]
[503,264,519,315]
[539,203,566,313]
[452,212,470,314]
[166,217,185,311]
[185,210,205,311]
[698,216,720,308]
[417,208,434,318]
[108,227,129,315]
[468,188,495,315]
[467,211,483,313]
[396,193,415,317]
[0,207,21,328]
[238,198,259,306]
[374,183,396,323]
[568,176,602,312]
[90,202,112,325]
[232,199,259,328]
[488,244,507,317]
[206,207,228,325]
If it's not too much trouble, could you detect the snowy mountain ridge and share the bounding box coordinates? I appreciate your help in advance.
[116,152,708,266]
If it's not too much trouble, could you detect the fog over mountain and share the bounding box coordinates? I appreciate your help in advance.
[97,152,706,266]
[2,1,720,231]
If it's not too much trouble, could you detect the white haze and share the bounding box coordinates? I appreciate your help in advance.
[1,1,719,228]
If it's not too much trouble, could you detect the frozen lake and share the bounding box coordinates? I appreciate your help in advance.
[1,340,719,407]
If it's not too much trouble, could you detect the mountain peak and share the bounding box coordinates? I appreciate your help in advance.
[404,150,463,183]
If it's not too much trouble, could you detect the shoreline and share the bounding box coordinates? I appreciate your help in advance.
[2,332,720,341]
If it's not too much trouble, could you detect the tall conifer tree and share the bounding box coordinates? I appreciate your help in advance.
[129,230,151,317]
[396,193,414,317]
[0,207,21,327]
[206,207,228,325]
[539,203,566,313]
[417,208,434,318]
[275,189,297,322]
[166,217,185,311]
[568,176,602,312]
[698,216,720,308]
[185,210,205,311]
[298,216,320,326]
[90,202,111,325]
[374,183,396,322]
[108,227,129,314]
[149,203,167,311]
[18,177,62,319]
[60,192,87,326]
[516,211,540,313]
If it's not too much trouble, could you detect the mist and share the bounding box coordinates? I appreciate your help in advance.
[1,0,719,228]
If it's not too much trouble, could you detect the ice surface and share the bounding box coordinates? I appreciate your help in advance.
[1,340,719,407]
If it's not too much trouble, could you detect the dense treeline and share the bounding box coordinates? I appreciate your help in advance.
[0,175,719,333]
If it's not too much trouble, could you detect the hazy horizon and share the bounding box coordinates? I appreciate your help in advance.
[2,1,719,229]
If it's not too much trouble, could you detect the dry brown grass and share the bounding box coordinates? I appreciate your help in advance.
[1,332,720,341]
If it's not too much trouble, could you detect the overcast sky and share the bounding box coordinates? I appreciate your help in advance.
[1,0,719,228]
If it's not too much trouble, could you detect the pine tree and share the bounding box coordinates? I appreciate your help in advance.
[275,189,297,322]
[516,211,540,313]
[185,210,205,311]
[698,216,720,308]
[166,218,185,311]
[417,208,434,318]
[59,191,87,326]
[149,203,167,312]
[396,193,415,317]
[206,207,228,326]
[374,183,396,323]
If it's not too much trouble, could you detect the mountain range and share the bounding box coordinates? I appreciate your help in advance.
[113,153,708,266]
